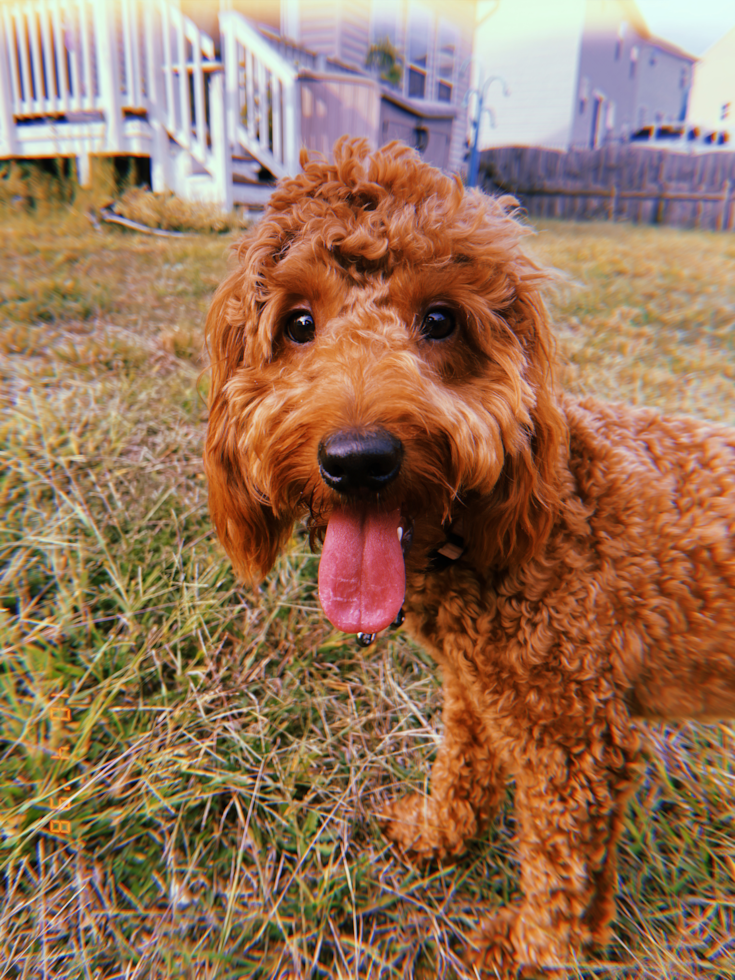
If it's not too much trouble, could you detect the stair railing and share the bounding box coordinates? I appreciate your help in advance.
[220,10,300,178]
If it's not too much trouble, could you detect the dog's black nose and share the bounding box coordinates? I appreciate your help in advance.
[318,429,403,494]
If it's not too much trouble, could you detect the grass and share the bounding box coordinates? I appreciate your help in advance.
[1,157,242,235]
[1,205,734,980]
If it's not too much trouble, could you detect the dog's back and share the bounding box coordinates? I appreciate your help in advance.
[565,395,735,720]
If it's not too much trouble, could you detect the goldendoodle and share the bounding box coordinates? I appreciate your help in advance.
[204,138,735,976]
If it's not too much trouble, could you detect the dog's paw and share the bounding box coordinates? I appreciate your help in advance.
[379,793,472,861]
[465,907,520,979]
[467,908,570,980]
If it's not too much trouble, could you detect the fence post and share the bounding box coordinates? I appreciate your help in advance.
[695,183,704,229]
[608,185,617,222]
[0,12,16,155]
[718,179,732,232]
[93,1,123,151]
[210,71,233,210]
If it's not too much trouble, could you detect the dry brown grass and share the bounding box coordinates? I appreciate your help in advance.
[1,210,734,980]
[114,187,242,235]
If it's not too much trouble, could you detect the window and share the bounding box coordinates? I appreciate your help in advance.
[629,45,638,78]
[722,102,731,121]
[615,21,626,60]
[436,20,457,102]
[579,75,589,114]
[606,100,616,131]
[407,3,431,99]
[589,94,604,148]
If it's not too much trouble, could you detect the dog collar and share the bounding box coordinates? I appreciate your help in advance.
[428,517,466,571]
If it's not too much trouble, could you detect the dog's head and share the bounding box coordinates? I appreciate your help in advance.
[204,138,566,633]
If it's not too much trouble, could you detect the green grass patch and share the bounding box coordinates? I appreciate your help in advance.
[1,211,734,978]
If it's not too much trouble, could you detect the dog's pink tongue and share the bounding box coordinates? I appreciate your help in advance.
[318,505,404,634]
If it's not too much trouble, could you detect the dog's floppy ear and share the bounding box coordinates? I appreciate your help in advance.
[203,271,293,585]
[471,280,567,569]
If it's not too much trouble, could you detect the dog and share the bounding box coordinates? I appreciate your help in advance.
[203,138,735,977]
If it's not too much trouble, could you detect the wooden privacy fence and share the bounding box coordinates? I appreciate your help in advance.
[479,145,735,231]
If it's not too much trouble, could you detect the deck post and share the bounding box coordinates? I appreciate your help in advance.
[718,179,732,232]
[76,154,91,187]
[151,123,172,194]
[145,4,171,193]
[93,1,123,151]
[210,71,233,210]
[282,76,300,175]
[221,12,239,149]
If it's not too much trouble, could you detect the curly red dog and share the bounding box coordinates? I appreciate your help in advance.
[204,139,735,976]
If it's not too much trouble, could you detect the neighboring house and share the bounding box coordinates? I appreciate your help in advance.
[688,25,735,138]
[474,0,696,151]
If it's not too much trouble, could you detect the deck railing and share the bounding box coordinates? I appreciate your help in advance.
[153,1,219,165]
[2,0,102,117]
[220,10,300,178]
[0,0,231,205]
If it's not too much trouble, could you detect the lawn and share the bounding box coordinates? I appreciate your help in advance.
[1,204,734,980]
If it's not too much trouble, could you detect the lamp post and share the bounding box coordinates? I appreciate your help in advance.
[466,73,509,187]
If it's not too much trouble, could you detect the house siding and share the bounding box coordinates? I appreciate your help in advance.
[448,20,472,173]
[289,0,472,175]
[688,26,735,133]
[571,3,641,148]
[474,0,586,151]
[297,1,339,57]
[339,0,371,69]
[571,0,695,148]
[300,75,380,154]
[636,44,693,127]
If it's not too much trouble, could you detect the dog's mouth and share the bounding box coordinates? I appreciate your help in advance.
[317,503,412,634]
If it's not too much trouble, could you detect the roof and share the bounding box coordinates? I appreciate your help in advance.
[618,0,697,62]
[646,35,698,63]
[619,0,651,40]
[379,87,456,120]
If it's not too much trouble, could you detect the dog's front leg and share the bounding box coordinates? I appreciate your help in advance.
[381,665,505,860]
[469,716,641,978]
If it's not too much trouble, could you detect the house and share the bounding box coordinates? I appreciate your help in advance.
[473,0,696,151]
[182,0,474,173]
[688,25,735,140]
[0,0,474,213]
[258,0,476,174]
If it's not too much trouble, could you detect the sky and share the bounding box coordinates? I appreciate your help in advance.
[635,0,735,56]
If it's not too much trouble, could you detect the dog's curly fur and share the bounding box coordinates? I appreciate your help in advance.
[204,139,735,976]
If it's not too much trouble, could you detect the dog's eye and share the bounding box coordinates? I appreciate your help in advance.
[284,310,315,344]
[420,308,456,340]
